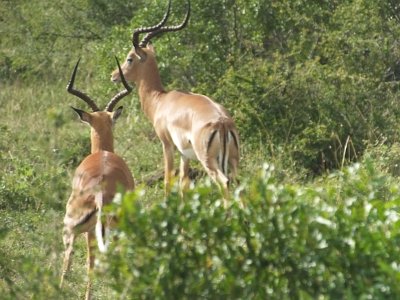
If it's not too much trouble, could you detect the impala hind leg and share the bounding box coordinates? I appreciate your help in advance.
[213,170,230,207]
[60,228,76,289]
[201,159,230,206]
[85,231,96,300]
[228,140,239,185]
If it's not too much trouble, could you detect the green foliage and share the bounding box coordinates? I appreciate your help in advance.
[362,142,400,177]
[0,153,39,210]
[0,210,89,300]
[1,1,400,299]
[101,161,400,299]
[0,0,138,80]
[2,0,400,172]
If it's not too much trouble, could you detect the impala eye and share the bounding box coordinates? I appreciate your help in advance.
[127,58,133,64]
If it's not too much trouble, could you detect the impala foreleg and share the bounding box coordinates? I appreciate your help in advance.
[162,143,175,195]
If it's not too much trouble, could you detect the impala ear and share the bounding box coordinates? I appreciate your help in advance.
[71,106,91,124]
[112,106,123,125]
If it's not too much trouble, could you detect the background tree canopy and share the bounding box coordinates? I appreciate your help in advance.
[1,0,400,174]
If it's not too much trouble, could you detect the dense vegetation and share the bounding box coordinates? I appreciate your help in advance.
[1,0,400,299]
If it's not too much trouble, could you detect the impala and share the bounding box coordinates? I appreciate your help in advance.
[111,0,239,202]
[60,58,134,300]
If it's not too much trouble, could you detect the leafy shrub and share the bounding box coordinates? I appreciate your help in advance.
[0,121,70,211]
[0,153,69,211]
[0,127,39,210]
[100,161,400,299]
[0,210,76,300]
[363,143,400,177]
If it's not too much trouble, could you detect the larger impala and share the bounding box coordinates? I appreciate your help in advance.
[111,0,239,201]
[60,58,134,300]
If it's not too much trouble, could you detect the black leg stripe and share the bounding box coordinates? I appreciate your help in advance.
[230,130,239,150]
[207,130,218,152]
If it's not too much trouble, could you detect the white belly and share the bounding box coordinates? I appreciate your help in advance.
[180,148,197,160]
[169,127,198,160]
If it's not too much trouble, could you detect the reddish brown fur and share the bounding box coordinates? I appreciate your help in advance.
[111,45,239,201]
[60,107,134,300]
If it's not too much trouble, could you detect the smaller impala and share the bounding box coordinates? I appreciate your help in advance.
[60,58,134,300]
[111,0,239,202]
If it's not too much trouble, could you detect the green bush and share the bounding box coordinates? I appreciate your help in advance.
[100,161,400,299]
[0,210,76,300]
[0,120,70,211]
[0,125,39,210]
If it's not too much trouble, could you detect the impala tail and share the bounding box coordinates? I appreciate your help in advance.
[95,191,108,253]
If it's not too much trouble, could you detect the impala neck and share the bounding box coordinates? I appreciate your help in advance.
[90,128,114,153]
[137,60,165,123]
